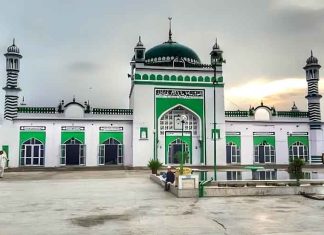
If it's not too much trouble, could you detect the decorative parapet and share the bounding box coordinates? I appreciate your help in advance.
[225,111,249,117]
[225,110,309,118]
[92,108,133,115]
[134,73,224,87]
[18,107,56,114]
[277,111,309,118]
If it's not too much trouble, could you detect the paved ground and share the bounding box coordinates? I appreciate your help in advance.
[1,170,324,235]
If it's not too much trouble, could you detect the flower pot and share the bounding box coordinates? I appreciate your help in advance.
[152,169,157,175]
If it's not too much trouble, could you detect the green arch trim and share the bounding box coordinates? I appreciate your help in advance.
[135,74,223,84]
[205,76,210,82]
[253,136,275,147]
[142,74,149,80]
[135,74,141,80]
[288,136,309,147]
[150,74,155,80]
[99,132,123,144]
[61,132,85,144]
[226,136,241,147]
[20,131,46,146]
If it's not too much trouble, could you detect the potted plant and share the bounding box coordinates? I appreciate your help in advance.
[147,159,163,175]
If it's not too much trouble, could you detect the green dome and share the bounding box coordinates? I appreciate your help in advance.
[145,41,201,64]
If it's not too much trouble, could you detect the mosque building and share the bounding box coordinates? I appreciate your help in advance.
[0,23,323,170]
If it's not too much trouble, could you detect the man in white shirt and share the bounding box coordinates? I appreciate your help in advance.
[0,150,8,178]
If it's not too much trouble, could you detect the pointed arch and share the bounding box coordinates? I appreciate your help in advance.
[64,138,82,145]
[103,138,121,145]
[158,104,201,136]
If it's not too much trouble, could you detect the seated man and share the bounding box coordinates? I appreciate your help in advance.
[165,166,175,191]
[0,150,8,178]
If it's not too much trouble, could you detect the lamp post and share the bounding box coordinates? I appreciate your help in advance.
[180,114,187,174]
[212,67,217,181]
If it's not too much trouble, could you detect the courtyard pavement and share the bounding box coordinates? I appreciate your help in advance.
[0,170,324,235]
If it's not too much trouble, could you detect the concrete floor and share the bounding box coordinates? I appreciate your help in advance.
[0,170,324,235]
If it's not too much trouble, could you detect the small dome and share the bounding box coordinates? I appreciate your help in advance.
[7,39,20,54]
[145,41,201,64]
[306,50,318,65]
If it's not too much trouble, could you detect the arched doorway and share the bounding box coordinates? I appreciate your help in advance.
[168,138,189,164]
[159,105,200,164]
[20,138,45,166]
[61,138,86,165]
[98,138,123,165]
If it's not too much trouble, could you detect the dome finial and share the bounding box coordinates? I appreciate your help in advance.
[311,50,313,57]
[136,35,144,47]
[168,17,173,42]
[213,38,219,50]
[13,38,15,46]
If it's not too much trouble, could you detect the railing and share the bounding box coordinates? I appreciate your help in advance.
[18,107,56,114]
[92,108,133,115]
[277,111,309,118]
[225,111,249,117]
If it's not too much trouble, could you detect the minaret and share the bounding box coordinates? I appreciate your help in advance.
[304,51,321,128]
[134,36,145,63]
[3,39,22,120]
[304,51,323,163]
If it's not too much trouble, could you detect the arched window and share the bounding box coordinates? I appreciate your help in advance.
[159,106,199,136]
[21,138,45,166]
[9,59,13,69]
[226,142,240,164]
[14,59,18,69]
[289,141,308,162]
[254,141,275,163]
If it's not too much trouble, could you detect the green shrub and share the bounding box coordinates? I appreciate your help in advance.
[147,159,163,174]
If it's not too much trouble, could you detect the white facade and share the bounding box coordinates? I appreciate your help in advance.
[1,35,324,168]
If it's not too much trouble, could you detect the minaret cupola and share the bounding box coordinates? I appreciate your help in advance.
[210,38,225,67]
[134,36,145,62]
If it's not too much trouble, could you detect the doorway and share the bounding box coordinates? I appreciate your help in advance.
[61,138,86,165]
[168,138,189,164]
[98,138,123,165]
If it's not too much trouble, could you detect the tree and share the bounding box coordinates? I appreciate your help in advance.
[288,158,305,186]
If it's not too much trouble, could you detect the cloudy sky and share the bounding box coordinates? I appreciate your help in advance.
[1,0,324,115]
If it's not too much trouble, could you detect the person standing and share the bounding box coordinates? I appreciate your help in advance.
[0,150,8,178]
[165,166,175,191]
